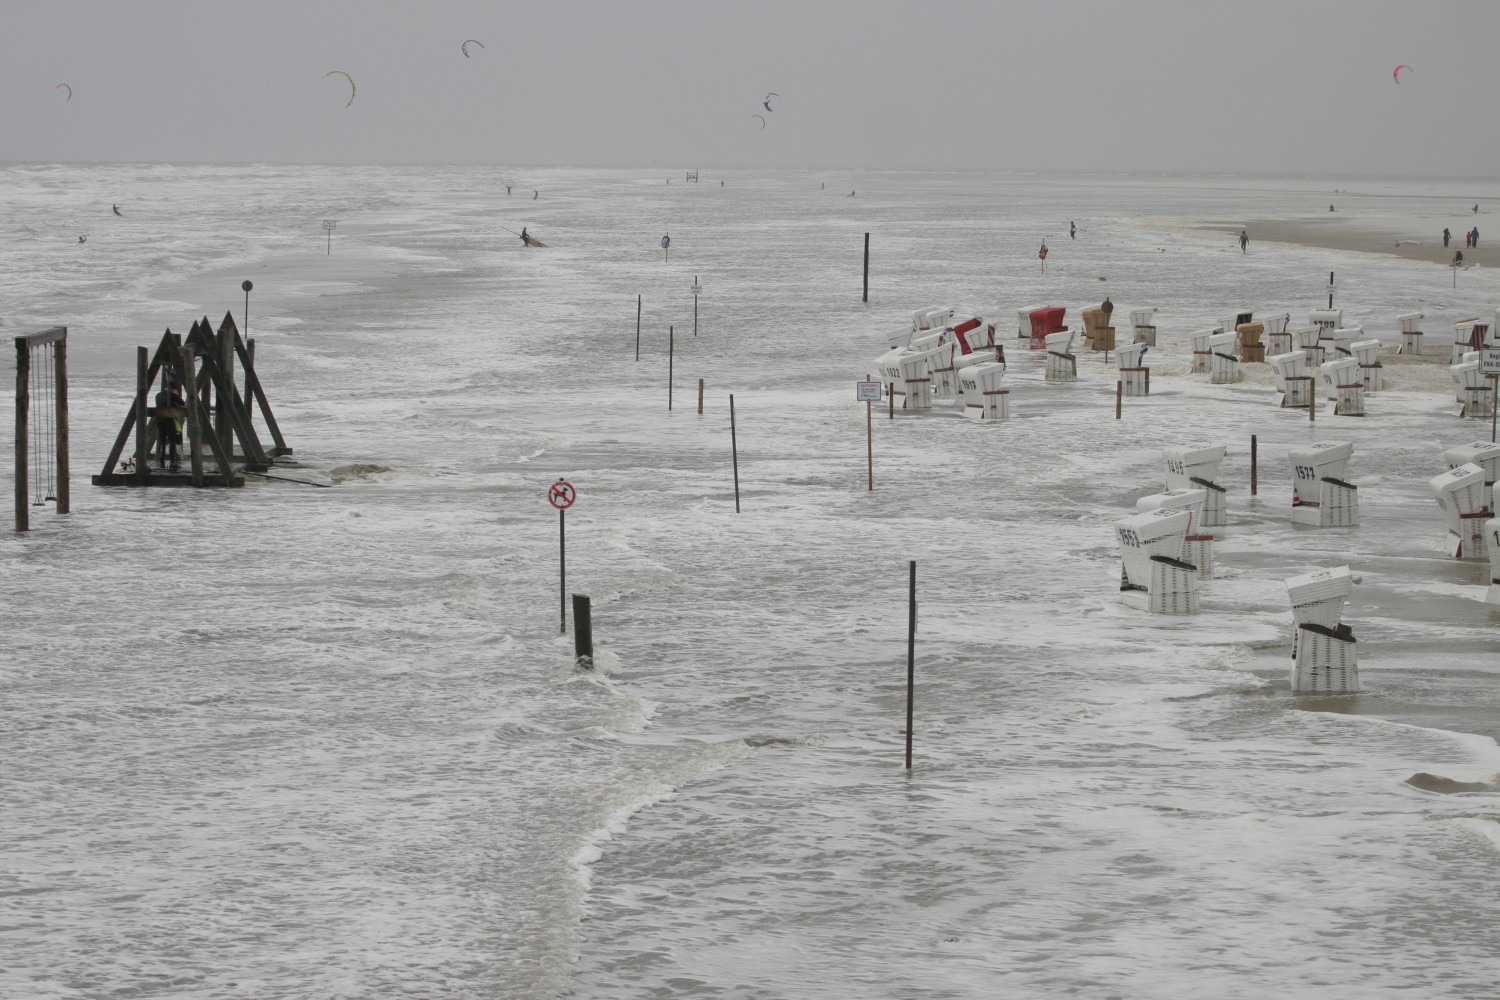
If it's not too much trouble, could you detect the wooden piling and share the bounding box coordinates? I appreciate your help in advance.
[180,344,205,487]
[635,294,641,361]
[53,334,69,514]
[697,378,704,415]
[572,594,593,668]
[1116,380,1123,419]
[14,335,28,531]
[1250,434,1258,496]
[135,347,148,484]
[668,325,674,411]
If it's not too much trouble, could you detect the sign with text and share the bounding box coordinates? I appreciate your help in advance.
[1481,346,1500,375]
[856,380,883,402]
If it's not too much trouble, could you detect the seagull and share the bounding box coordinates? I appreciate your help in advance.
[764,91,779,112]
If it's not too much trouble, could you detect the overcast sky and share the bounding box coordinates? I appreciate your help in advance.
[4,0,1498,175]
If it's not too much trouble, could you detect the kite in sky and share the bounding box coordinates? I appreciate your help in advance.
[763,92,779,112]
[462,39,484,58]
[56,83,71,101]
[752,114,766,130]
[1393,64,1412,84]
[327,70,356,108]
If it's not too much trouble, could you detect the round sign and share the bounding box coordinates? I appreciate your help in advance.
[242,280,253,292]
[548,480,576,509]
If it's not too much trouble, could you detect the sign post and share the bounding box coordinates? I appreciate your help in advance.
[548,480,576,633]
[691,278,701,337]
[857,377,882,490]
[323,220,336,256]
[1481,347,1500,442]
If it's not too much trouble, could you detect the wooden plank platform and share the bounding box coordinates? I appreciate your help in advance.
[91,469,244,488]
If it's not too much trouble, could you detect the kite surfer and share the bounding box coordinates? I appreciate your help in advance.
[77,235,86,244]
[520,227,529,246]
[112,204,122,217]
[506,186,512,195]
[533,190,538,200]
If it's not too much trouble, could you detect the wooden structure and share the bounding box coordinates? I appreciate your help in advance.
[92,312,291,489]
[14,327,70,532]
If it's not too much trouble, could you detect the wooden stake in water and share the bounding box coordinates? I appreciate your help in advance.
[1251,434,1258,495]
[668,325,674,411]
[1328,270,1334,310]
[693,275,699,337]
[572,594,593,668]
[635,294,641,361]
[730,393,741,513]
[1116,380,1123,419]
[905,559,916,770]
[698,378,704,415]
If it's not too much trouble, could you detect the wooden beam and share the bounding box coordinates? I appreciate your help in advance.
[134,347,148,484]
[54,330,69,515]
[14,335,28,531]
[181,343,205,487]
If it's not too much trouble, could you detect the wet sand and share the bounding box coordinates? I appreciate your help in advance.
[1198,216,1500,270]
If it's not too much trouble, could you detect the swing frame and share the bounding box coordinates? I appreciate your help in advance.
[13,327,70,532]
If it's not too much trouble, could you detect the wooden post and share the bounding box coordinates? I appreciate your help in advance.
[635,294,641,361]
[889,381,894,420]
[53,333,68,514]
[244,339,255,433]
[217,320,235,458]
[14,335,27,531]
[181,345,205,487]
[1309,381,1316,422]
[693,275,698,337]
[905,559,916,770]
[863,232,869,303]
[1116,380,1123,419]
[697,378,704,415]
[866,373,874,491]
[572,594,593,668]
[1328,271,1334,310]
[1250,434,1258,496]
[668,325,674,411]
[730,393,741,513]
[135,346,148,483]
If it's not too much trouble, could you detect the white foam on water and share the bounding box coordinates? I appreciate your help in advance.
[4,165,1500,998]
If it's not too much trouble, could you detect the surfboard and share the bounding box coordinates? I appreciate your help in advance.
[523,236,547,247]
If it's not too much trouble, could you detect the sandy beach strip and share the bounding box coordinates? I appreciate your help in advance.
[1197,216,1499,269]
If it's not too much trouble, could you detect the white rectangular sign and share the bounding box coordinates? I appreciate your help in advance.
[1481,346,1500,374]
[690,284,702,296]
[856,380,883,402]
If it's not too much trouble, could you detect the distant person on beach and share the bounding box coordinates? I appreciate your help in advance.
[154,379,184,471]
[1473,227,1480,248]
[1329,204,1335,212]
[1454,250,1465,268]
[1475,204,1479,214]
[1443,228,1451,248]
[506,186,511,195]
[1239,230,1248,253]
[1070,220,1076,239]
[533,190,538,200]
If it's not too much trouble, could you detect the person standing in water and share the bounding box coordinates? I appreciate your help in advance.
[1070,220,1076,239]
[1443,227,1451,248]
[1239,230,1249,253]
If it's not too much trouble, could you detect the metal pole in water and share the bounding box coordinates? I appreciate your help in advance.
[694,275,699,337]
[242,280,253,340]
[863,233,869,303]
[559,505,567,634]
[1116,380,1123,419]
[698,378,704,415]
[730,393,741,513]
[905,560,916,770]
[866,373,873,491]
[635,295,641,361]
[668,326,674,411]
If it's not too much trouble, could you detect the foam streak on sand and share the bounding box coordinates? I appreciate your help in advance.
[3,165,1500,999]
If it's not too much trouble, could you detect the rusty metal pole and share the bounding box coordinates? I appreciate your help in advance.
[1116,380,1123,419]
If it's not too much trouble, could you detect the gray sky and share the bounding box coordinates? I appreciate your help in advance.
[4,0,1498,174]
